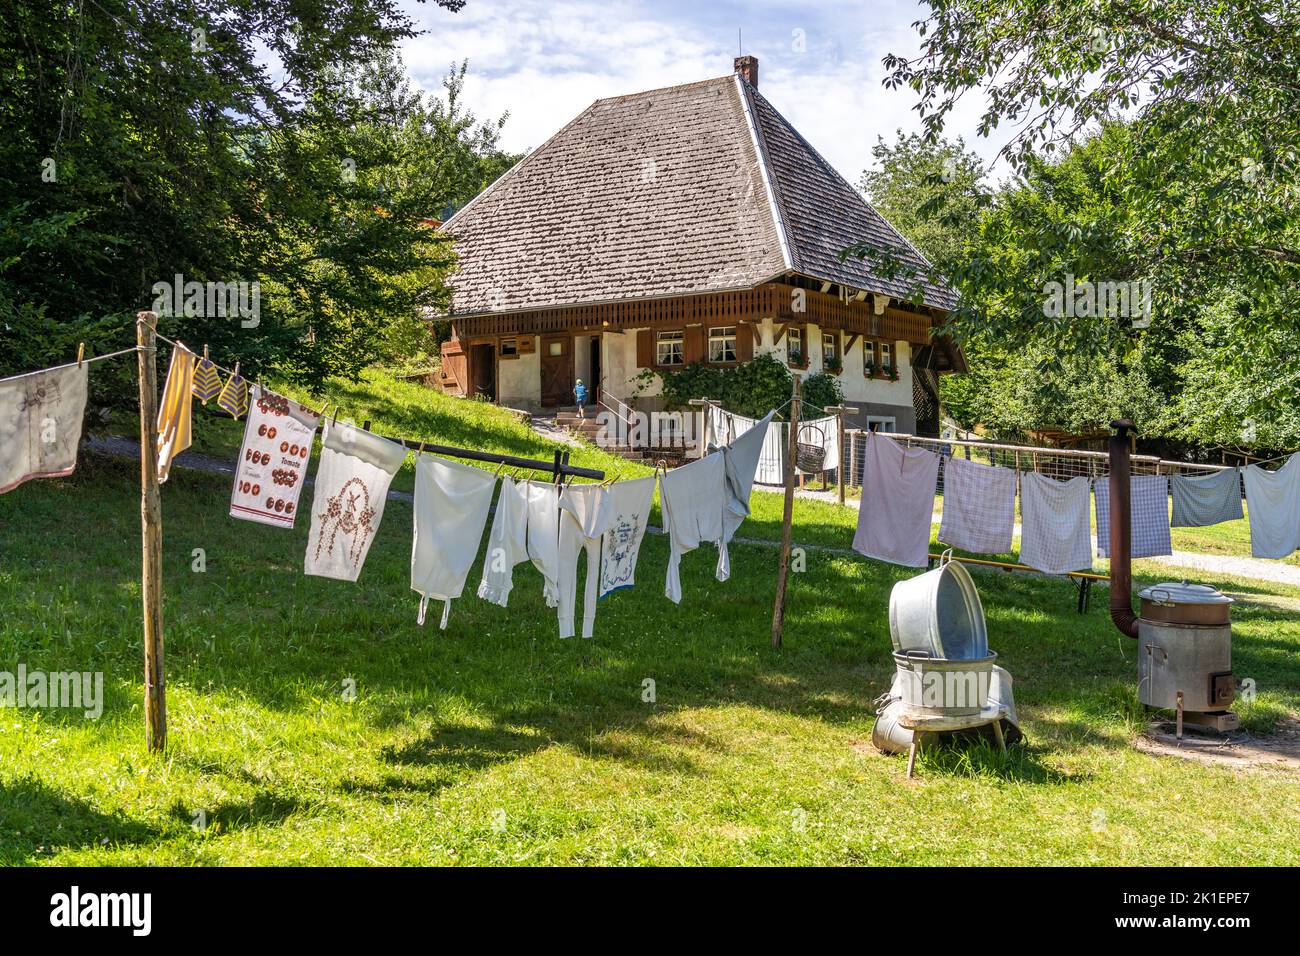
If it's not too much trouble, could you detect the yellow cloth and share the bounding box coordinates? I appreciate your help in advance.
[156,344,196,483]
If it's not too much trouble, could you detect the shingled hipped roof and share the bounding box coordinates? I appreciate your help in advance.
[444,73,956,316]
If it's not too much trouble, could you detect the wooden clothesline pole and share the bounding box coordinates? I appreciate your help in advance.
[771,374,801,648]
[136,311,167,753]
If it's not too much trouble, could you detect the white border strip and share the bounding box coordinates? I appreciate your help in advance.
[735,75,794,272]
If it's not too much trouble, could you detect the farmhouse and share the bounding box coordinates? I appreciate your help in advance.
[439,57,965,435]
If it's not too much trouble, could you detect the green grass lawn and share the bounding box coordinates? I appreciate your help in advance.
[2,378,1299,866]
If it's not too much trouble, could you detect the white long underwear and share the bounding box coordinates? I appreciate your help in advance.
[557,483,615,638]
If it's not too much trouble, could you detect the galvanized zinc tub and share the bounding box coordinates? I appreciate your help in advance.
[888,554,989,660]
[893,649,998,717]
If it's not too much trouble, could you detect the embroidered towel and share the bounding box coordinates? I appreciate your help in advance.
[411,454,497,627]
[156,344,196,483]
[230,387,320,528]
[938,456,1017,555]
[660,451,726,604]
[718,410,776,581]
[1018,472,1093,574]
[0,363,88,494]
[1243,455,1300,559]
[477,476,531,607]
[1171,468,1243,527]
[557,483,615,638]
[304,421,406,582]
[599,476,656,599]
[525,480,562,607]
[1094,475,1172,558]
[852,434,939,568]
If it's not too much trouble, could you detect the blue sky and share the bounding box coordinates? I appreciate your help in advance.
[399,0,1002,185]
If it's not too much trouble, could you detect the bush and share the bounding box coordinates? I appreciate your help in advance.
[638,352,843,422]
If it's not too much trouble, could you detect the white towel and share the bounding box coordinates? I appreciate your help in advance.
[599,476,656,598]
[476,476,531,607]
[525,480,562,607]
[0,363,88,494]
[1018,472,1093,574]
[938,456,1017,555]
[718,410,776,581]
[230,386,320,528]
[1094,475,1172,558]
[1243,455,1300,559]
[411,454,497,627]
[304,421,407,582]
[852,434,939,568]
[557,483,615,638]
[660,451,726,603]
[1170,468,1243,528]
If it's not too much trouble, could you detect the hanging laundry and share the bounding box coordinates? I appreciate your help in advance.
[217,367,248,419]
[1094,475,1172,559]
[938,456,1018,555]
[718,411,776,581]
[525,480,562,608]
[156,344,197,483]
[1018,472,1093,574]
[599,475,656,598]
[660,451,726,604]
[304,421,406,582]
[708,406,784,486]
[557,483,615,638]
[192,353,222,403]
[477,476,531,607]
[852,434,939,568]
[229,386,320,529]
[411,454,497,626]
[1242,455,1300,559]
[1170,468,1243,527]
[0,363,88,494]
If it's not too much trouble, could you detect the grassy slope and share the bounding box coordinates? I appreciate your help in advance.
[2,377,1298,866]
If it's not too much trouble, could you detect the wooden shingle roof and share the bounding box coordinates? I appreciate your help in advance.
[445,74,956,316]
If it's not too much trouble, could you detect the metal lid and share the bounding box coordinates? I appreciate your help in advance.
[1138,581,1234,606]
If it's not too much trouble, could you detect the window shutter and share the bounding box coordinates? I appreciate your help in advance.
[684,325,705,363]
[736,323,754,361]
[636,329,653,368]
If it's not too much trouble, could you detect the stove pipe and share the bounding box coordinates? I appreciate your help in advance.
[1108,419,1140,639]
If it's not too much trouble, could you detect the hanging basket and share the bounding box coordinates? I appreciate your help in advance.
[795,422,827,473]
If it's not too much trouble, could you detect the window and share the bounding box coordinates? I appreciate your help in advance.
[786,327,804,365]
[880,342,894,376]
[499,337,518,357]
[656,330,684,366]
[822,332,840,372]
[708,326,737,363]
[864,341,878,377]
[548,340,563,357]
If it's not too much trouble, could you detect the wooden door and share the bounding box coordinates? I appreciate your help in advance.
[540,335,573,406]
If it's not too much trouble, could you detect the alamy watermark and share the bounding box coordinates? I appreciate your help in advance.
[1,665,104,719]
[595,409,701,452]
[151,273,260,328]
[1042,273,1152,328]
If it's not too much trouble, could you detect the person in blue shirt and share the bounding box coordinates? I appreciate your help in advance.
[574,378,587,418]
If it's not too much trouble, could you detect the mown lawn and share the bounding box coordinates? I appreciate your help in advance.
[2,381,1298,866]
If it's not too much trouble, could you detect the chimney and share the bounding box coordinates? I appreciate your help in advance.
[734,55,758,89]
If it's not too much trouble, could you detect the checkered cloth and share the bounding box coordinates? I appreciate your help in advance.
[1170,468,1243,527]
[1243,455,1300,559]
[1018,472,1093,574]
[1094,475,1172,559]
[938,456,1017,555]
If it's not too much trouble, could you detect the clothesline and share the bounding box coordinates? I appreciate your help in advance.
[1,344,142,381]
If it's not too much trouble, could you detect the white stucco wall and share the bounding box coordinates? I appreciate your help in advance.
[753,317,913,409]
[603,329,661,402]
[497,337,540,408]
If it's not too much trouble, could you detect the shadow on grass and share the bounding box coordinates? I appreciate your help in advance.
[0,776,163,864]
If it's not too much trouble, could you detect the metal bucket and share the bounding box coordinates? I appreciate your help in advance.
[893,649,997,717]
[872,664,1021,754]
[888,553,989,660]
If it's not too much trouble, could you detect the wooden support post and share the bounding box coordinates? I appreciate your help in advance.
[771,375,801,648]
[826,405,858,506]
[136,312,167,753]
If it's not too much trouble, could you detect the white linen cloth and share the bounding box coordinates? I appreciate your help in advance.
[304,421,406,583]
[411,454,497,627]
[937,456,1017,555]
[230,386,320,528]
[1170,468,1243,527]
[1243,455,1300,559]
[707,406,788,486]
[718,411,776,581]
[557,483,615,638]
[476,476,530,606]
[852,434,939,568]
[0,363,88,494]
[598,476,656,598]
[1094,475,1172,558]
[525,480,562,607]
[1018,472,1093,574]
[660,450,726,603]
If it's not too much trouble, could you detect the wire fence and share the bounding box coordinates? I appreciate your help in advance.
[840,430,1231,496]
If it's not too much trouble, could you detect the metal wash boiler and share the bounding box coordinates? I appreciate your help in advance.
[1108,421,1239,735]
